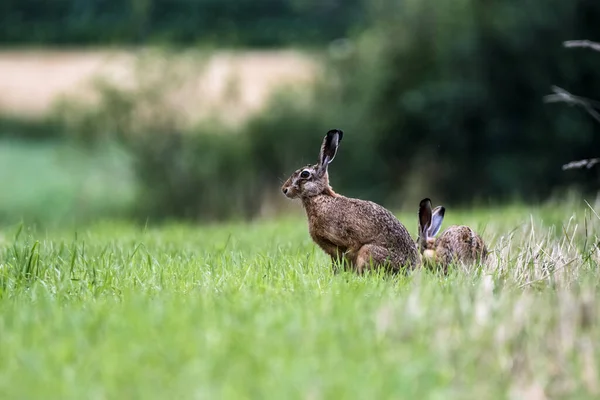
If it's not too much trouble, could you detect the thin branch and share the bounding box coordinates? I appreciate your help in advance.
[562,158,600,170]
[548,40,600,171]
[544,86,600,124]
[564,40,600,52]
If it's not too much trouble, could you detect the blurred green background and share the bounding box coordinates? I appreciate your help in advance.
[0,0,599,227]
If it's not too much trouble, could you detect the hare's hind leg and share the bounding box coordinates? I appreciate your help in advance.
[354,244,391,274]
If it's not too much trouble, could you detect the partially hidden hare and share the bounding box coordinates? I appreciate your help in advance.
[281,129,419,274]
[417,198,488,273]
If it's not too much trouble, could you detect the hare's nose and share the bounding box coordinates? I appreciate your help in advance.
[282,188,288,195]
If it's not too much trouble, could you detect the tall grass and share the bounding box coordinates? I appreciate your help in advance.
[0,200,599,398]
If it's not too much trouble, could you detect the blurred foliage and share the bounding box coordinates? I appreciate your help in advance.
[2,0,600,223]
[245,0,600,209]
[50,56,263,222]
[128,130,261,221]
[0,0,364,47]
[0,116,65,141]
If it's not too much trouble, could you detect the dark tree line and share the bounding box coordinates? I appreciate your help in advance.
[0,0,364,47]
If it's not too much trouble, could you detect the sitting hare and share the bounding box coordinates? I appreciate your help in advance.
[281,129,419,274]
[417,198,488,273]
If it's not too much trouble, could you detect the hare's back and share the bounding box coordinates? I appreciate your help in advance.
[345,197,414,243]
[308,195,414,248]
[436,225,487,264]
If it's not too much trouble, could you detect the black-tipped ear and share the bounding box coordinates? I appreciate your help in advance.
[418,198,432,237]
[319,129,343,169]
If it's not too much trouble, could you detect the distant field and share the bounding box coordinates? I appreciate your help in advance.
[0,49,319,126]
[0,139,135,226]
[0,201,599,398]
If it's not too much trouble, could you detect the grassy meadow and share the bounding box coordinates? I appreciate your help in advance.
[1,198,599,399]
[0,47,598,399]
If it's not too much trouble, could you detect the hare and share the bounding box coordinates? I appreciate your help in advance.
[281,129,419,274]
[417,198,488,273]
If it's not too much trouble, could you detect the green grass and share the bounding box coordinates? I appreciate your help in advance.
[0,139,135,226]
[0,200,599,399]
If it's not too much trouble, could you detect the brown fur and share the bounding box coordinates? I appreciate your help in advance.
[282,129,419,274]
[418,198,488,273]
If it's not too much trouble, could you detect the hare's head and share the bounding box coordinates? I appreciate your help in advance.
[281,129,343,199]
[418,198,445,260]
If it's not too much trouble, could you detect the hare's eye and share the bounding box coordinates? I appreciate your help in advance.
[300,170,311,179]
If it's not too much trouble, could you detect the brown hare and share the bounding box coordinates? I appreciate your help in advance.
[281,129,419,274]
[417,198,488,273]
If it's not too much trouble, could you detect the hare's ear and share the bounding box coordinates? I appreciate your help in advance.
[318,129,343,172]
[418,198,432,238]
[428,206,445,238]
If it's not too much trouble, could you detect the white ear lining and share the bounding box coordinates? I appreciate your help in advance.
[427,207,445,238]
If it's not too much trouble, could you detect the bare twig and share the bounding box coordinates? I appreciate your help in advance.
[564,40,600,52]
[544,86,600,124]
[562,158,600,170]
[548,40,600,171]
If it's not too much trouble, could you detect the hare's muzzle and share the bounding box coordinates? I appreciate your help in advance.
[423,249,436,260]
[281,186,295,198]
